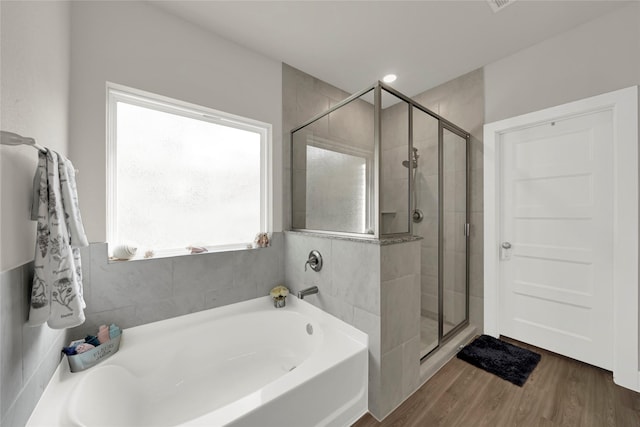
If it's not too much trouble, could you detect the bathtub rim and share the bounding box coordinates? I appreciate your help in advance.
[27,295,369,427]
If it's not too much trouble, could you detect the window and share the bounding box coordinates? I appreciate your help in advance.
[107,84,272,256]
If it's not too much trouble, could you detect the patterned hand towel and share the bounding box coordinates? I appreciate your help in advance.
[28,150,88,329]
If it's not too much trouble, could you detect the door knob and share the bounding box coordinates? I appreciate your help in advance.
[501,242,512,261]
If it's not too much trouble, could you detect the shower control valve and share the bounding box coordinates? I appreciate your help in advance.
[412,209,424,223]
[304,250,323,272]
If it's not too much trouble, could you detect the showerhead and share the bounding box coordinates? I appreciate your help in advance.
[402,147,419,168]
[402,159,418,168]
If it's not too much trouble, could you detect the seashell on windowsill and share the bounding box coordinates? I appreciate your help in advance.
[111,244,138,260]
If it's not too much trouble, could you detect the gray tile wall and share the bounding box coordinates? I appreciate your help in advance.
[285,232,381,410]
[284,232,379,325]
[378,240,421,417]
[71,234,284,336]
[284,231,420,420]
[293,105,374,233]
[284,63,374,232]
[381,98,410,234]
[1,262,70,427]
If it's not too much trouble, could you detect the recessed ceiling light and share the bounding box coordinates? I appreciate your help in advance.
[382,74,397,83]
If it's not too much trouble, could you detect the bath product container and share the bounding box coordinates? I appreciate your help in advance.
[66,333,122,373]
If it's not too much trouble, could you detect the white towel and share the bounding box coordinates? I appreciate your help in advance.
[28,150,88,329]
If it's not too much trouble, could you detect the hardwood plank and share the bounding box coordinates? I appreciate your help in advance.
[613,382,640,427]
[353,338,640,427]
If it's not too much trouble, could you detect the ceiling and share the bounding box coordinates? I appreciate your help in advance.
[149,0,630,98]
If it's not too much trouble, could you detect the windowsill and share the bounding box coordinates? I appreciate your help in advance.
[107,242,268,263]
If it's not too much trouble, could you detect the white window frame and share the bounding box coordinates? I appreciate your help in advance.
[106,82,273,255]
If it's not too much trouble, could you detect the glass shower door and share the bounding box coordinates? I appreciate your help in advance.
[441,126,469,337]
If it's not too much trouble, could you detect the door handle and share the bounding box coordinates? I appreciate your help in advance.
[501,242,512,260]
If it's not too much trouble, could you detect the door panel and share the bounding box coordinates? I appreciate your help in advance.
[500,110,613,370]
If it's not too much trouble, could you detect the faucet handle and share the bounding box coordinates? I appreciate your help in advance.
[304,250,323,272]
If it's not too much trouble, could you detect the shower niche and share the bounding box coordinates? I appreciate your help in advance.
[291,82,470,360]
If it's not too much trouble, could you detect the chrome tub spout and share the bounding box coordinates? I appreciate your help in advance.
[297,286,319,299]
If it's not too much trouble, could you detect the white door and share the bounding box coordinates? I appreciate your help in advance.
[499,109,613,370]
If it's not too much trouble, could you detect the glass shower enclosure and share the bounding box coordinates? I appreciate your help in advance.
[291,82,470,360]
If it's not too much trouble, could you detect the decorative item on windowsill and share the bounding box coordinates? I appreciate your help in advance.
[270,285,289,308]
[110,243,138,260]
[254,232,270,248]
[187,246,208,254]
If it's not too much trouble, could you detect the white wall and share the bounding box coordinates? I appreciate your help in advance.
[0,3,72,425]
[69,0,283,242]
[484,2,640,123]
[0,0,71,272]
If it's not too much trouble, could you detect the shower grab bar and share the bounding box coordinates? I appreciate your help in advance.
[1,130,46,152]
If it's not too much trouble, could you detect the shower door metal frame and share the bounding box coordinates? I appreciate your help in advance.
[420,121,470,362]
[289,82,472,361]
[377,82,469,240]
[290,85,378,238]
[290,81,470,241]
[438,122,471,346]
[378,82,471,359]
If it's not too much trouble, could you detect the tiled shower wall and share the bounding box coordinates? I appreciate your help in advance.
[411,109,440,318]
[411,69,485,330]
[380,99,410,234]
[291,95,374,232]
[284,63,363,231]
[378,69,483,332]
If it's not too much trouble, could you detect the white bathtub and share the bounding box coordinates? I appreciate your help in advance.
[27,296,368,427]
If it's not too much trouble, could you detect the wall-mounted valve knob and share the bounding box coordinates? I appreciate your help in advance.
[304,250,323,272]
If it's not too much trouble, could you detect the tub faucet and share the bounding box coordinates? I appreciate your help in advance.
[297,286,319,299]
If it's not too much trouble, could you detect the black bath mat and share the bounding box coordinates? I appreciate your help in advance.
[457,335,541,386]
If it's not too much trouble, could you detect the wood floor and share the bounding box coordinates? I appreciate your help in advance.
[353,337,640,427]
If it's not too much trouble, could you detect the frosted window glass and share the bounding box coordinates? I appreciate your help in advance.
[115,102,261,250]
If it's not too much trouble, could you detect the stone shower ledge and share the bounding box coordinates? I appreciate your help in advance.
[285,230,422,245]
